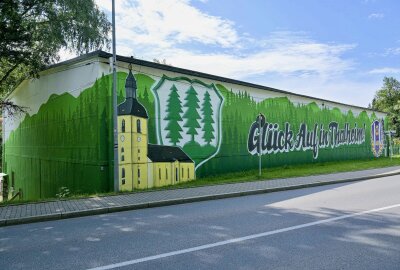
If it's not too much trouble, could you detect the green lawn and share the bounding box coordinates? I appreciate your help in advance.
[159,156,400,190]
[1,156,399,205]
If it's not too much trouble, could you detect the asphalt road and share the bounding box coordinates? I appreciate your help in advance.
[1,175,399,270]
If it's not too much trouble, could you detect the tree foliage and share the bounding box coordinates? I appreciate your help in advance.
[164,85,183,145]
[201,91,215,144]
[183,86,201,142]
[0,0,111,114]
[371,77,400,137]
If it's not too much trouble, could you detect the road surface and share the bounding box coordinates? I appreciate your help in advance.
[1,175,399,269]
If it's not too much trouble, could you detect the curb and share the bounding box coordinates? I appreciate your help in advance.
[1,170,400,227]
[4,213,61,226]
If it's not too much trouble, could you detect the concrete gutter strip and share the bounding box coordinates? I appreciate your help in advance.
[1,167,400,227]
[60,208,108,219]
[5,213,62,226]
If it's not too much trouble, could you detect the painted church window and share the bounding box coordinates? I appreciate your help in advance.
[137,119,141,133]
[188,168,190,179]
[138,169,140,178]
[159,168,161,180]
[121,168,125,178]
[166,168,168,180]
[121,119,125,132]
[182,168,184,178]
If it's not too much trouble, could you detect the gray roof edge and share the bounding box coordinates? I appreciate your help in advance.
[42,50,385,115]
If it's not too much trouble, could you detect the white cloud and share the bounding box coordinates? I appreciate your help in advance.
[112,0,239,48]
[92,0,356,79]
[149,36,355,80]
[368,13,384,19]
[256,75,382,108]
[92,1,356,76]
[89,0,366,104]
[369,67,400,74]
[385,47,400,55]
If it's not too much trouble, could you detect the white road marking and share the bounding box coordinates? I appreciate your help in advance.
[86,203,400,270]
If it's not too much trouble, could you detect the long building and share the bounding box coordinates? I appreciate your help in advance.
[2,51,387,200]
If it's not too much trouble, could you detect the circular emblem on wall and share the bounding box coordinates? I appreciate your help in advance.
[371,120,384,157]
[137,136,141,142]
[120,135,125,142]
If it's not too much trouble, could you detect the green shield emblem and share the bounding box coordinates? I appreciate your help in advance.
[152,75,224,170]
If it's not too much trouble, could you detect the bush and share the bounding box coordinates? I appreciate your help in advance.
[56,187,70,198]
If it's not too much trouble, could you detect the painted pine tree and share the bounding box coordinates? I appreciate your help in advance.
[164,84,183,145]
[183,85,201,142]
[201,91,215,144]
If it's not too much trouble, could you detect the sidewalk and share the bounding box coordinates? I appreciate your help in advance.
[1,166,400,227]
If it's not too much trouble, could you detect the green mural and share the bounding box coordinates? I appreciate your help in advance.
[4,71,383,199]
[4,72,155,199]
[197,84,379,177]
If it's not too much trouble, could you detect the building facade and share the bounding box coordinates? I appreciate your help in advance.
[2,51,388,199]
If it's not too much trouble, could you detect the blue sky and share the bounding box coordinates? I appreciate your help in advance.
[90,0,400,107]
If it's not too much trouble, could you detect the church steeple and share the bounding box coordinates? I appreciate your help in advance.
[117,62,148,118]
[125,63,137,99]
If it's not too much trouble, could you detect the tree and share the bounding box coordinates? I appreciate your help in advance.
[183,86,201,142]
[371,77,400,137]
[0,0,110,114]
[164,85,183,145]
[201,91,215,144]
[153,58,172,66]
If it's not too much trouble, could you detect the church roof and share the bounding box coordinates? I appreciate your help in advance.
[147,144,193,163]
[117,69,148,118]
[118,98,148,118]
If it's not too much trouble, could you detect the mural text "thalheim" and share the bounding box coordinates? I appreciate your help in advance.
[247,114,366,159]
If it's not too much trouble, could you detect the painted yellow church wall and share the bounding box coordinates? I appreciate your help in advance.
[147,162,154,188]
[153,162,173,187]
[131,116,148,164]
[180,163,195,182]
[118,116,132,133]
[172,161,180,184]
[131,138,147,163]
[150,162,196,187]
[118,133,132,165]
[133,163,148,190]
[119,164,133,191]
[131,116,148,135]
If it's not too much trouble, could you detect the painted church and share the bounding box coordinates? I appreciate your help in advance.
[118,66,195,191]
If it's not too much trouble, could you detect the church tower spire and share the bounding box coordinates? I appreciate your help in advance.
[117,62,148,118]
[125,63,137,99]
